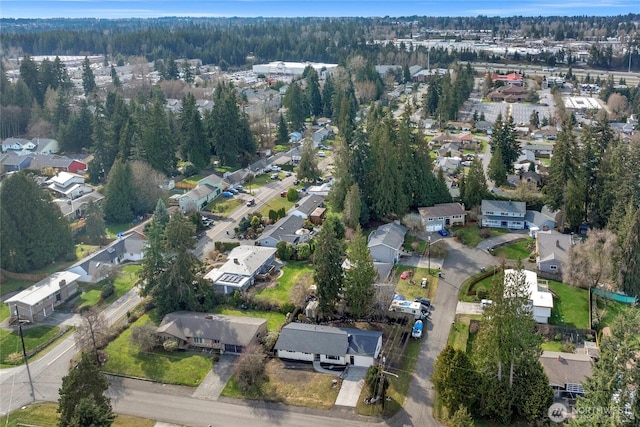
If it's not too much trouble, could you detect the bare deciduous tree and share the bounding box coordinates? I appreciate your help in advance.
[402,213,424,233]
[371,283,396,320]
[564,229,617,289]
[130,322,161,352]
[75,308,109,364]
[235,344,267,391]
[606,93,628,121]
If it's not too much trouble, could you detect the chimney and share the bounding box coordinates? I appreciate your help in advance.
[556,240,560,248]
[59,279,66,287]
[233,258,239,265]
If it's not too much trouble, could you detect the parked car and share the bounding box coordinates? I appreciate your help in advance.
[400,270,413,280]
[246,199,255,207]
[235,185,244,192]
[411,320,423,339]
[285,171,292,177]
[438,228,449,237]
[481,299,493,309]
[317,151,326,158]
[293,180,300,185]
[415,297,431,308]
[280,191,287,197]
[228,188,238,195]
[222,191,234,197]
[271,173,279,180]
[301,186,308,192]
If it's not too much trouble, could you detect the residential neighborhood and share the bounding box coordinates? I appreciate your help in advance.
[1,10,639,427]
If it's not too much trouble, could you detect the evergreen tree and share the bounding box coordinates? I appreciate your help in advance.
[448,405,474,427]
[103,161,135,223]
[488,145,508,187]
[84,201,106,245]
[297,139,320,183]
[178,93,209,169]
[570,309,640,426]
[616,206,640,297]
[142,98,176,175]
[344,226,376,318]
[461,157,488,209]
[0,172,74,272]
[424,80,439,117]
[276,114,289,144]
[60,101,93,153]
[313,216,344,317]
[283,81,305,131]
[110,65,120,88]
[82,56,96,96]
[153,199,170,227]
[305,67,322,117]
[165,54,179,80]
[432,345,478,415]
[181,59,193,83]
[57,353,114,427]
[19,54,42,105]
[342,183,362,229]
[321,75,334,118]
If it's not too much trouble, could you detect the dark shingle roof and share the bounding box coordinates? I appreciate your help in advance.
[275,323,381,357]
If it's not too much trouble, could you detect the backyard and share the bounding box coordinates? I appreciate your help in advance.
[211,307,286,332]
[394,265,438,302]
[492,238,535,260]
[76,264,142,310]
[221,358,340,409]
[253,261,314,306]
[0,402,154,427]
[102,313,212,386]
[402,235,428,254]
[547,280,590,329]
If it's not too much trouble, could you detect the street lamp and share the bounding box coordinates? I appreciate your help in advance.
[427,235,431,275]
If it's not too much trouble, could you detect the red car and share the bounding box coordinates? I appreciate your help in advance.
[400,270,413,280]
[280,191,287,197]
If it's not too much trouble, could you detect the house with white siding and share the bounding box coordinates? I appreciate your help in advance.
[204,245,276,294]
[275,323,382,368]
[480,200,526,229]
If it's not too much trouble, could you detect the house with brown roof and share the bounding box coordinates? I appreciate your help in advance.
[487,85,527,102]
[490,72,524,86]
[540,351,593,398]
[157,311,267,354]
[418,202,466,232]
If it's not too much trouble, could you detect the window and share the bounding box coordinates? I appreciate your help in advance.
[326,355,340,360]
[550,265,558,271]
[193,337,205,344]
[212,339,220,344]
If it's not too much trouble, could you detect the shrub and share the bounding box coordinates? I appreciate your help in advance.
[162,338,179,352]
[561,342,576,353]
[479,228,491,238]
[296,242,311,260]
[5,352,23,365]
[183,163,198,177]
[279,302,295,315]
[476,286,488,300]
[554,333,563,342]
[130,322,161,352]
[101,282,115,300]
[262,331,280,352]
[286,188,299,202]
[235,344,267,391]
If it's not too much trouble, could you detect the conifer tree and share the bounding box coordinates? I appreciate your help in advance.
[297,139,320,183]
[84,201,106,245]
[344,226,376,318]
[488,145,508,187]
[313,217,344,317]
[103,160,135,223]
[276,114,289,144]
[178,93,208,169]
[462,157,488,209]
[82,56,96,96]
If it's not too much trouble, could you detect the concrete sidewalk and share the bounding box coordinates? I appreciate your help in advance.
[334,367,367,407]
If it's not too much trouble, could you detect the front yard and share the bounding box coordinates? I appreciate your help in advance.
[0,325,65,367]
[253,261,314,306]
[451,224,509,247]
[221,358,340,409]
[393,265,438,302]
[76,264,141,310]
[102,313,212,386]
[492,238,535,260]
[206,197,243,217]
[1,402,154,427]
[257,195,296,217]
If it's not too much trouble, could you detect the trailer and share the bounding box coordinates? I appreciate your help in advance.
[389,300,425,320]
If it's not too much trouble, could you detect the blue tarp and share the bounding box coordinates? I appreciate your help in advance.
[590,288,637,304]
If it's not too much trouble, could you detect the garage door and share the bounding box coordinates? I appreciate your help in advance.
[224,344,243,354]
[425,223,443,232]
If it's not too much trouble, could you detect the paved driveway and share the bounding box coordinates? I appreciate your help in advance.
[455,302,483,316]
[476,232,528,252]
[335,367,367,407]
[192,354,236,400]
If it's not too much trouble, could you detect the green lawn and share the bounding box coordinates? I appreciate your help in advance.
[451,225,509,247]
[0,325,60,366]
[394,265,438,302]
[1,402,155,427]
[206,197,243,216]
[181,174,207,186]
[403,235,427,254]
[548,280,590,329]
[0,303,9,322]
[102,313,212,386]
[212,307,286,332]
[254,261,313,305]
[459,268,499,302]
[541,341,564,352]
[257,196,295,217]
[106,222,133,239]
[448,318,471,352]
[595,297,630,330]
[75,243,100,260]
[77,264,141,310]
[492,238,535,260]
[0,278,32,298]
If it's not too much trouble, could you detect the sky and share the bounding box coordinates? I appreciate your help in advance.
[1,0,638,19]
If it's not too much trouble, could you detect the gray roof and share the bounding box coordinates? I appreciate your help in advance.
[157,311,267,347]
[524,210,555,229]
[71,232,146,274]
[183,184,216,201]
[28,154,79,169]
[540,351,593,388]
[368,222,407,251]
[54,191,104,217]
[2,154,31,167]
[292,194,325,217]
[275,323,382,357]
[481,199,526,215]
[537,231,572,263]
[209,245,276,277]
[418,202,466,219]
[260,215,305,243]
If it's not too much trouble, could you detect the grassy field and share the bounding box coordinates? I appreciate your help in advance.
[75,243,100,260]
[355,338,422,417]
[206,197,243,216]
[393,265,438,302]
[1,402,155,427]
[77,264,141,310]
[492,238,534,260]
[0,325,60,366]
[103,313,212,386]
[221,358,340,409]
[212,307,286,332]
[257,196,295,217]
[106,222,135,239]
[595,297,630,330]
[254,261,313,305]
[447,315,482,353]
[451,225,508,247]
[0,303,9,322]
[181,174,207,186]
[548,280,590,329]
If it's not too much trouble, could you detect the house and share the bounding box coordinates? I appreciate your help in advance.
[309,206,327,224]
[313,127,333,146]
[418,202,466,232]
[536,231,573,276]
[1,154,32,172]
[504,269,553,324]
[67,232,147,283]
[47,171,93,199]
[368,222,407,280]
[289,131,303,144]
[54,191,104,219]
[274,323,382,368]
[32,138,59,154]
[436,157,461,173]
[27,154,87,174]
[1,138,31,152]
[197,173,225,192]
[487,85,527,102]
[6,271,81,322]
[539,351,593,399]
[204,245,277,294]
[446,121,472,132]
[175,184,218,213]
[490,72,524,86]
[305,182,332,197]
[525,205,559,234]
[480,200,526,229]
[475,120,494,134]
[157,311,267,354]
[257,215,307,247]
[521,143,554,158]
[288,194,325,219]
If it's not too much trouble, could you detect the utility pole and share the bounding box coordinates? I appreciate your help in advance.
[16,307,36,402]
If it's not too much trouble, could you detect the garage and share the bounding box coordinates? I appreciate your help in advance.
[425,219,445,232]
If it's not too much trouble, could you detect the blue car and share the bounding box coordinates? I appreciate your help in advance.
[438,228,449,237]
[222,191,234,198]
